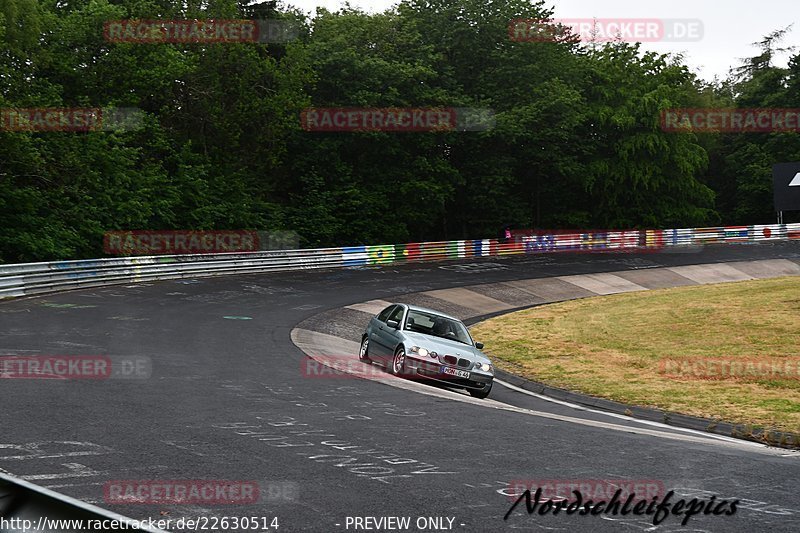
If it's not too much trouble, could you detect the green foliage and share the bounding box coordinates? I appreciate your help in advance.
[0,0,797,262]
[706,26,800,224]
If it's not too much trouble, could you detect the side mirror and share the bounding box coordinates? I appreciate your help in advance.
[386,319,400,329]
[475,342,484,349]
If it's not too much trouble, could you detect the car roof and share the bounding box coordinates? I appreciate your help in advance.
[396,303,460,322]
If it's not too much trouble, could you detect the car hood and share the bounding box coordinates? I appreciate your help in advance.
[403,331,492,365]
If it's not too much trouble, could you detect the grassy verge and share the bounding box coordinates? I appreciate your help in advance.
[470,276,800,434]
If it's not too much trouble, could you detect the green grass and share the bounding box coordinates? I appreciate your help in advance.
[471,276,800,434]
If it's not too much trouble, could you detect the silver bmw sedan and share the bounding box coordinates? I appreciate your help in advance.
[360,303,494,399]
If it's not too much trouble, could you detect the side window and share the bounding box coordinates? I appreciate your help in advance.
[387,306,405,324]
[377,305,395,323]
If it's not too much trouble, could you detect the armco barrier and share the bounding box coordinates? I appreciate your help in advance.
[1,223,800,300]
[0,472,166,532]
[1,224,799,528]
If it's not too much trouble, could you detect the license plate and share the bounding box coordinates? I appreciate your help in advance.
[442,366,470,379]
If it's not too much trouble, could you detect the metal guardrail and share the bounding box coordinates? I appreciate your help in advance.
[1,224,799,300]
[0,473,166,532]
[1,222,799,529]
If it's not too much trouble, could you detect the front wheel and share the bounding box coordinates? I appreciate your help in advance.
[359,337,370,362]
[469,383,492,399]
[390,347,407,377]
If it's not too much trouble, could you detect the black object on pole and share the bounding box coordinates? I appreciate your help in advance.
[772,162,800,212]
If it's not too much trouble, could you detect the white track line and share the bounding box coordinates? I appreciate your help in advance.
[291,328,798,457]
[495,378,765,448]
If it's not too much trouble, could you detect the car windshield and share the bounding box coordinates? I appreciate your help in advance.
[405,310,472,345]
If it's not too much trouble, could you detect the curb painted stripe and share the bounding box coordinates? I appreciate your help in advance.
[556,273,647,295]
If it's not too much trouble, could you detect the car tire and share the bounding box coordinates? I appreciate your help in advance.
[359,337,371,362]
[390,347,407,377]
[469,383,492,399]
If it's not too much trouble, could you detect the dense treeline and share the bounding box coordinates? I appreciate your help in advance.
[1,0,799,262]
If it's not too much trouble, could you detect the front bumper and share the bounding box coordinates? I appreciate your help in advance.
[404,356,493,391]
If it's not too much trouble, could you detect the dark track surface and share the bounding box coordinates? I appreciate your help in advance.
[2,243,800,532]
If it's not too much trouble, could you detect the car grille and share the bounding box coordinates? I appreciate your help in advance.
[443,355,471,368]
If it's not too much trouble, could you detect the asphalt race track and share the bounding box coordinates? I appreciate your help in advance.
[2,243,800,532]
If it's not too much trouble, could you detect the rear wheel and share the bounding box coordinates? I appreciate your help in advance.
[359,337,370,362]
[469,383,492,399]
[390,347,407,377]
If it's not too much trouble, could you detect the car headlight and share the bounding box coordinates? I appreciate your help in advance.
[475,362,494,374]
[409,346,429,357]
